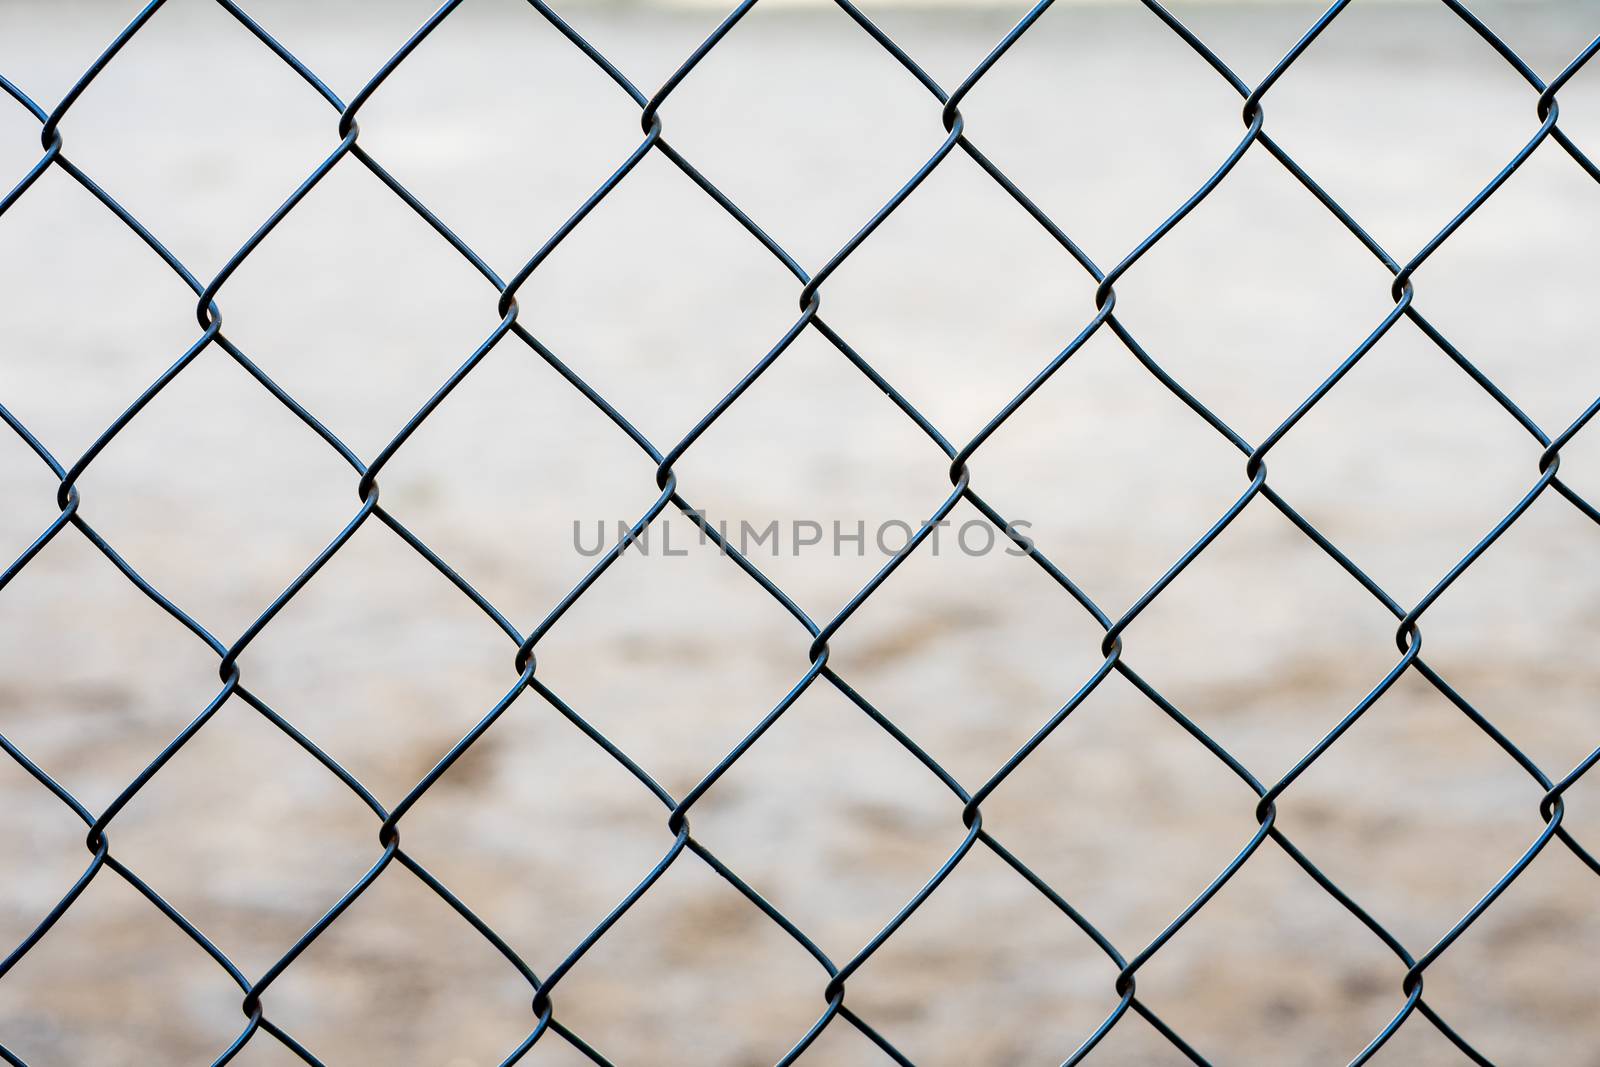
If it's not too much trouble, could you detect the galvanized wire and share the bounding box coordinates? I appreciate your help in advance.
[2,1,1599,1064]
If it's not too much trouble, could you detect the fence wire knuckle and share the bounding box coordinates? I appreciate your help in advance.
[2,0,1599,1064]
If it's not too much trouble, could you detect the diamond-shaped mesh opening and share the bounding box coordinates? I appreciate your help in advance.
[1260,0,1540,258]
[954,0,1243,265]
[1414,144,1600,435]
[651,0,958,268]
[1110,147,1400,443]
[0,532,223,812]
[1133,843,1411,1065]
[234,520,523,799]
[216,158,504,459]
[1417,842,1600,1066]
[976,669,1260,952]
[539,854,826,1066]
[1417,492,1600,773]
[1115,499,1404,776]
[0,871,246,1064]
[1265,317,1543,605]
[45,0,335,275]
[396,692,670,971]
[818,149,1098,441]
[527,532,814,797]
[685,683,964,954]
[821,497,1110,783]
[351,0,650,276]
[510,148,801,447]
[0,164,197,461]
[374,324,661,628]
[69,347,356,640]
[671,326,957,612]
[974,327,1247,613]
[842,841,1126,1066]
[262,867,537,1065]
[101,695,379,978]
[1274,669,1551,950]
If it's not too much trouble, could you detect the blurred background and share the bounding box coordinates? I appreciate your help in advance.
[2,0,1600,1063]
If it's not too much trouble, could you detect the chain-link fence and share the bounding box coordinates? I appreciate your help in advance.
[2,0,1599,1064]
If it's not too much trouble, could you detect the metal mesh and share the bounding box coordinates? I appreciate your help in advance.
[2,1,1598,1064]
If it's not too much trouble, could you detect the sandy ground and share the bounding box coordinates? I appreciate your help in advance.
[2,0,1600,1063]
